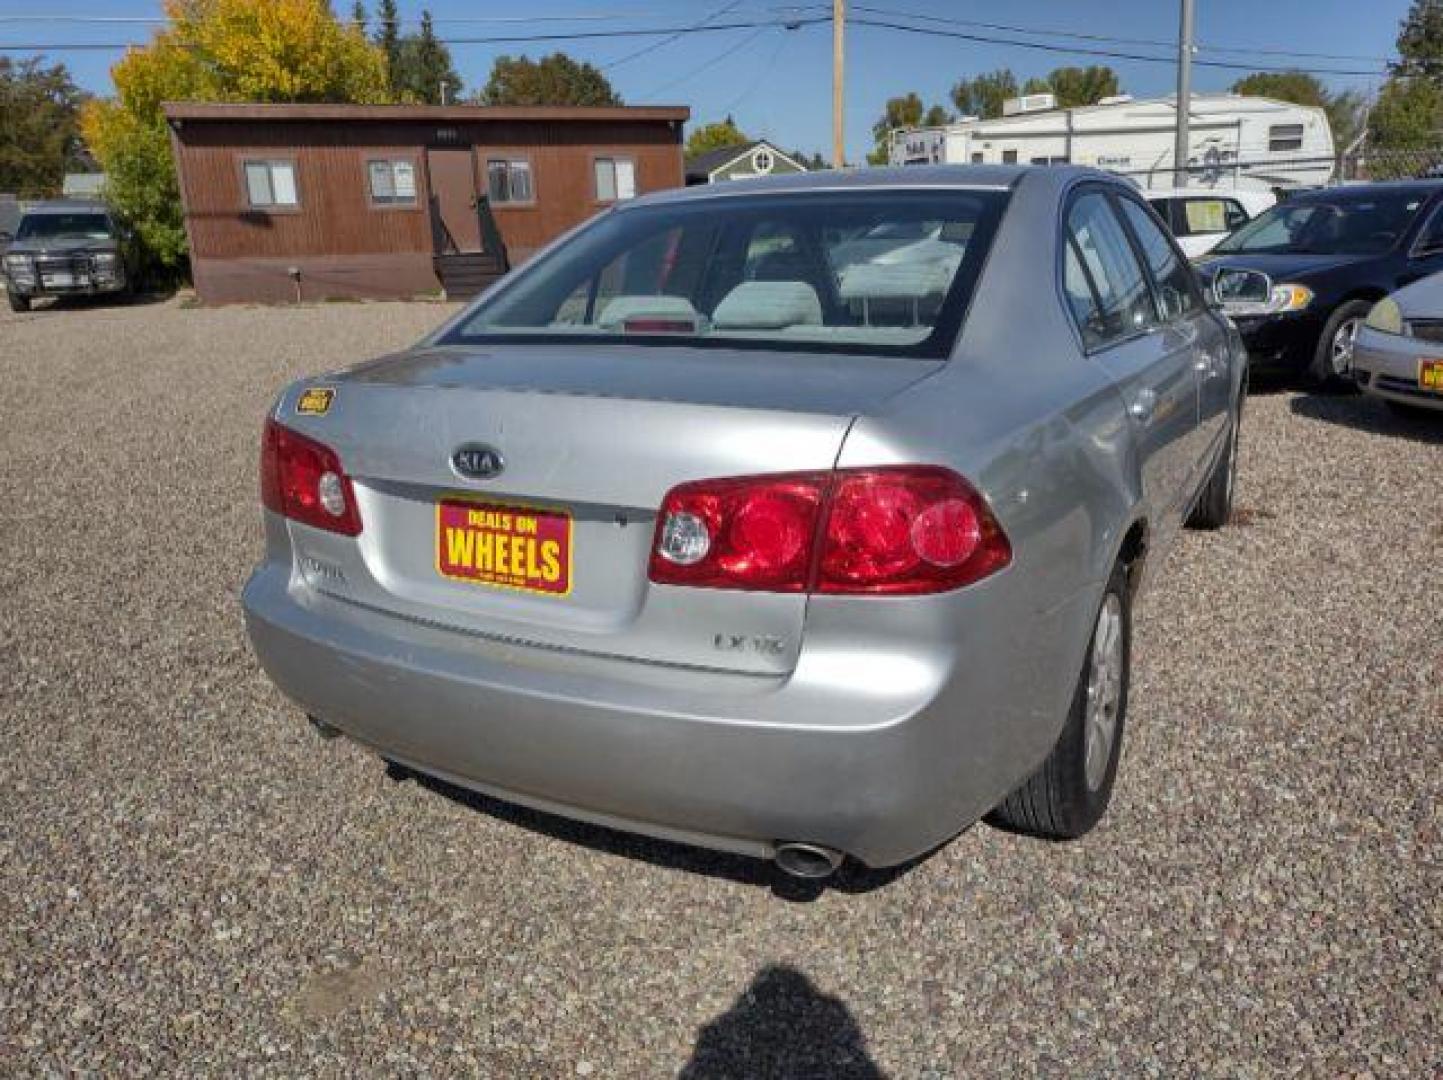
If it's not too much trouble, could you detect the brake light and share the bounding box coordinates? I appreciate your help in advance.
[649,466,1009,594]
[260,418,363,536]
[650,473,824,591]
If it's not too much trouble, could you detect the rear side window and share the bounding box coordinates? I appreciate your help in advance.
[444,191,1010,359]
[1116,197,1202,321]
[1062,192,1158,350]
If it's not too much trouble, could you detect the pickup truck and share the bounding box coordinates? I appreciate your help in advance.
[2,200,130,312]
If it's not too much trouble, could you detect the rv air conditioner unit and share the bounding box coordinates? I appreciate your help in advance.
[1096,94,1134,106]
[1002,93,1057,116]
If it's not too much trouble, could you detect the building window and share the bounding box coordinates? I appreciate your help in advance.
[367,159,418,206]
[486,158,533,205]
[970,152,984,163]
[752,148,775,174]
[1269,124,1304,152]
[244,160,298,208]
[1001,149,1018,164]
[594,156,637,202]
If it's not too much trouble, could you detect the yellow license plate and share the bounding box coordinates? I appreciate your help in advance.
[436,499,571,596]
[1420,359,1443,393]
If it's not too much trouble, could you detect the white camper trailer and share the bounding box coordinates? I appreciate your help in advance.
[889,93,1334,191]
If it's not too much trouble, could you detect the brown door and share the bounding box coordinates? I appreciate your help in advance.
[426,147,482,253]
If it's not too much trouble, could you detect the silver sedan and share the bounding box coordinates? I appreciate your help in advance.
[1355,275,1443,413]
[242,166,1246,878]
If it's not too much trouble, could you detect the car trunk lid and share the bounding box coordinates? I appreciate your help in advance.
[278,344,943,675]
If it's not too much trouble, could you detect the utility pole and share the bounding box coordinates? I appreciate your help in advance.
[1173,0,1195,187]
[833,0,845,168]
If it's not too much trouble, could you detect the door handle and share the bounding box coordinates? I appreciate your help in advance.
[1129,387,1158,422]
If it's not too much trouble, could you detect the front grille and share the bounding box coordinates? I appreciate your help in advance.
[1407,318,1443,345]
[34,254,90,276]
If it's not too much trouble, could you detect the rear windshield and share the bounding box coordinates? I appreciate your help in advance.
[441,190,1011,359]
[16,213,112,242]
[1212,191,1427,256]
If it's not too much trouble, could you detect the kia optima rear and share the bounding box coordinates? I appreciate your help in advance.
[244,166,1245,874]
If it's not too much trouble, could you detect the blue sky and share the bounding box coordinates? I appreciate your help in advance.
[0,0,1415,159]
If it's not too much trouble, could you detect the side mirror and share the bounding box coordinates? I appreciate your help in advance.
[0,231,12,244]
[1211,267,1272,310]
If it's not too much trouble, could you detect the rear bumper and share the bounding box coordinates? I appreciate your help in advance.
[1353,328,1443,411]
[242,558,1093,868]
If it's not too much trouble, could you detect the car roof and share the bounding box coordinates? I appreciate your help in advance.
[22,200,109,215]
[1288,180,1443,202]
[624,164,1125,210]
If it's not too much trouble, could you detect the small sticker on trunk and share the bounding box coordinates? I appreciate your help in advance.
[296,387,335,415]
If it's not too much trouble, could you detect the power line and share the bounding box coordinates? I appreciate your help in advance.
[603,0,745,70]
[848,16,1394,78]
[847,2,1398,65]
[638,25,769,100]
[0,16,831,53]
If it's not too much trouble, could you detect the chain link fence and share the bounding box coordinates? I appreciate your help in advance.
[1337,146,1443,183]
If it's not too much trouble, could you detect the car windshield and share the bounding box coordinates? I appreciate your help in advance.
[15,212,113,242]
[442,190,1010,359]
[1212,192,1426,256]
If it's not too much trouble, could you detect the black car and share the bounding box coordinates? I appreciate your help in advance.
[1197,181,1443,387]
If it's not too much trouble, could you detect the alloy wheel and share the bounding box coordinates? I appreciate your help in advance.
[1084,593,1124,792]
[1330,317,1362,375]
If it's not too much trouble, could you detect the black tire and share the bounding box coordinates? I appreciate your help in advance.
[1186,411,1241,530]
[7,290,29,313]
[990,561,1131,839]
[1309,299,1372,390]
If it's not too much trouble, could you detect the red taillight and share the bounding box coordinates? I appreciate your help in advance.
[817,468,1009,594]
[260,418,363,536]
[649,473,824,591]
[648,466,1010,595]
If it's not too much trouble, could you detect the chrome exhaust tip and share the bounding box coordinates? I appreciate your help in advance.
[774,842,844,880]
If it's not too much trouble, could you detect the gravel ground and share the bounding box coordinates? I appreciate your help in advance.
[1,295,1439,1076]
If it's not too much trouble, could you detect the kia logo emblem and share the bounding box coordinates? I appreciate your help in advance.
[451,444,505,480]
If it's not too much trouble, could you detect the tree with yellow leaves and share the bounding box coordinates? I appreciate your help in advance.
[82,0,391,276]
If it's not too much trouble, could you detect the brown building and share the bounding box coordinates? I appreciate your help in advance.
[163,102,689,305]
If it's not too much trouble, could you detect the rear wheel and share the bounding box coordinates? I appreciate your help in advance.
[990,561,1130,839]
[1186,410,1241,530]
[7,290,29,313]
[1309,300,1371,390]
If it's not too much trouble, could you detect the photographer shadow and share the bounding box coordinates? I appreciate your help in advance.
[679,965,886,1079]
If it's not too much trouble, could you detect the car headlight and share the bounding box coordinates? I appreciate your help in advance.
[91,251,117,266]
[1364,296,1405,335]
[1221,282,1313,317]
[3,253,29,269]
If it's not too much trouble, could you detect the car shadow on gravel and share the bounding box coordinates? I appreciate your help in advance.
[679,966,885,1078]
[1289,393,1443,444]
[395,764,932,901]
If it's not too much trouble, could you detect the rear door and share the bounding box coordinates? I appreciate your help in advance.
[1115,193,1231,480]
[1062,187,1199,537]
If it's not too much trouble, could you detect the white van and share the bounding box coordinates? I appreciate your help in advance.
[1144,188,1277,258]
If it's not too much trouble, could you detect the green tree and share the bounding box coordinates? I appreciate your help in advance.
[1394,0,1443,78]
[475,52,622,107]
[866,92,950,163]
[374,0,401,76]
[82,0,391,275]
[1045,65,1120,107]
[0,58,89,198]
[1022,76,1050,95]
[951,70,1018,119]
[686,116,748,157]
[390,10,462,104]
[1369,77,1443,150]
[351,1,367,34]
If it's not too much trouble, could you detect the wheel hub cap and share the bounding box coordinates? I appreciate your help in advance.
[1084,594,1124,791]
[1331,317,1361,375]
